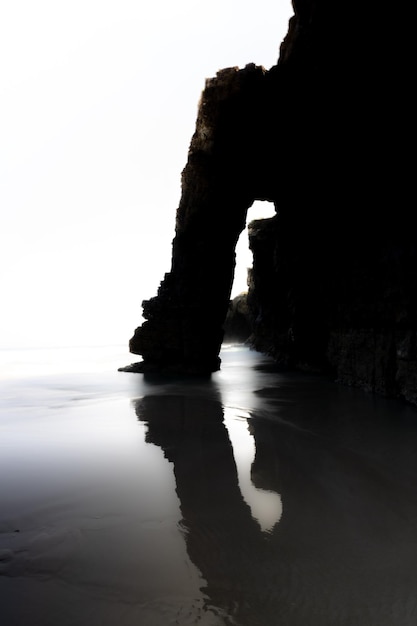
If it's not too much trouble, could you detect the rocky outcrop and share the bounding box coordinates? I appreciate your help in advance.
[127,1,416,403]
[223,292,252,344]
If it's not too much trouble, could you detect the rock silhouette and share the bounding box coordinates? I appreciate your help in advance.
[128,1,416,403]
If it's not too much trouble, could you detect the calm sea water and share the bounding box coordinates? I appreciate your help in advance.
[1,344,417,626]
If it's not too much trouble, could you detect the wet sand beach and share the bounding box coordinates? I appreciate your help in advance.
[1,345,417,626]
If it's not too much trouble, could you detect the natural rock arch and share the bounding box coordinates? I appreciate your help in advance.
[125,1,417,404]
[129,65,281,373]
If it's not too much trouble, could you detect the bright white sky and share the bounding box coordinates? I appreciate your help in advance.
[0,0,293,349]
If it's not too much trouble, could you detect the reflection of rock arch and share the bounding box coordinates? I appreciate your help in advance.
[133,382,417,626]
[133,390,285,625]
[135,382,416,626]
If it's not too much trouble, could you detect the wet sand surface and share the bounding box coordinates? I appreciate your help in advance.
[1,345,417,625]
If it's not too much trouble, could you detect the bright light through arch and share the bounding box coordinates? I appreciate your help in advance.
[231,200,276,298]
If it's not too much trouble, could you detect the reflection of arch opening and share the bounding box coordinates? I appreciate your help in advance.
[224,407,283,533]
[231,200,276,298]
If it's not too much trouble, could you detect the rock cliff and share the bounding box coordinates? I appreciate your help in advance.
[127,1,416,403]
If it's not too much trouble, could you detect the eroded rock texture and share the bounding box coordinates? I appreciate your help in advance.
[129,1,416,402]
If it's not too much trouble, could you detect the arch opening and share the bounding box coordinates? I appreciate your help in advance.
[231,200,276,299]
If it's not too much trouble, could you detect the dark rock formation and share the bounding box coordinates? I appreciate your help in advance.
[223,291,252,344]
[129,63,274,374]
[128,2,416,403]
